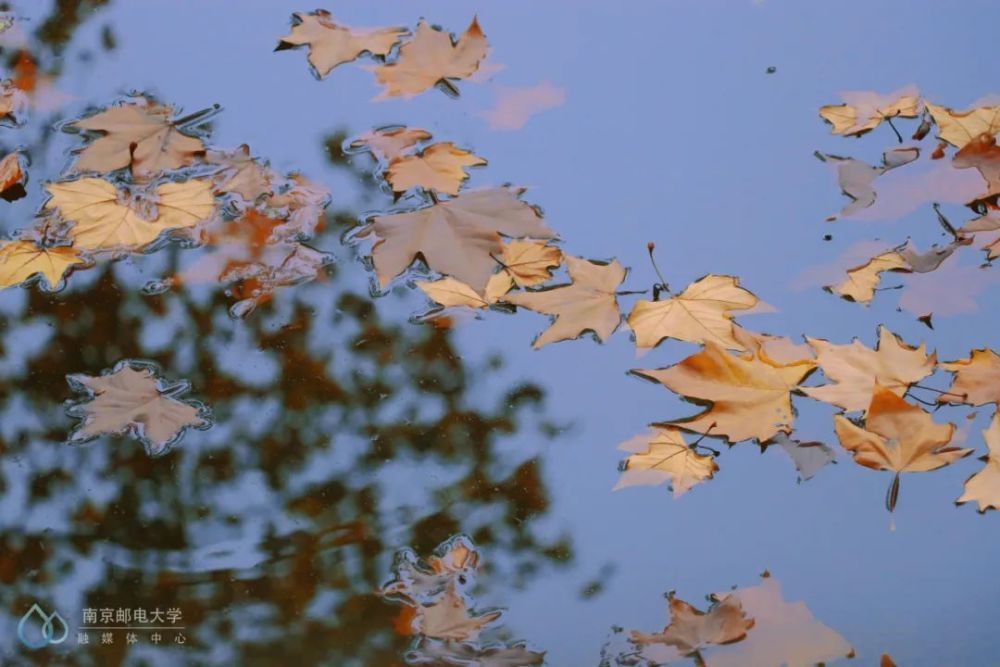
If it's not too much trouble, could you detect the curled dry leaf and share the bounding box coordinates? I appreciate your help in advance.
[372,17,487,99]
[630,593,753,658]
[953,132,1000,208]
[276,10,408,79]
[818,87,920,137]
[506,256,626,349]
[69,99,207,177]
[614,426,718,498]
[385,142,486,196]
[705,573,853,667]
[44,177,215,251]
[66,360,211,456]
[627,275,758,351]
[497,239,561,287]
[357,187,555,294]
[925,102,1000,149]
[0,152,25,202]
[801,327,936,413]
[956,411,1000,513]
[825,251,909,304]
[634,342,816,444]
[767,433,836,482]
[834,384,971,511]
[349,126,432,162]
[937,348,1000,406]
[381,535,481,605]
[0,240,84,290]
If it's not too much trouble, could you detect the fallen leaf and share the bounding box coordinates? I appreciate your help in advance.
[731,328,815,365]
[385,142,486,196]
[818,148,919,220]
[497,239,561,287]
[206,144,277,202]
[956,410,1000,513]
[631,593,753,657]
[627,275,758,351]
[825,251,909,304]
[66,360,210,456]
[705,573,853,667]
[349,126,432,161]
[819,87,920,137]
[833,383,971,510]
[264,173,330,242]
[44,178,215,251]
[0,79,27,124]
[69,99,207,177]
[0,240,84,290]
[506,256,626,348]
[767,433,836,482]
[415,584,501,641]
[222,243,332,319]
[634,342,816,443]
[357,187,555,293]
[276,10,407,79]
[417,274,512,309]
[372,17,487,99]
[937,348,1000,406]
[925,102,1000,148]
[0,152,26,201]
[381,535,481,605]
[801,327,935,413]
[614,426,718,497]
[953,132,1000,207]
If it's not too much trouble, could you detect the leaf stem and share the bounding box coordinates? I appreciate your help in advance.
[932,202,960,240]
[690,423,720,456]
[646,242,670,296]
[885,473,900,513]
[174,103,222,129]
[885,116,903,144]
[909,383,966,400]
[615,289,649,296]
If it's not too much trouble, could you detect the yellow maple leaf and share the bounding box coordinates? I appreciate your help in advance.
[372,18,487,99]
[634,342,815,444]
[627,275,758,351]
[416,274,512,309]
[819,87,920,137]
[630,592,753,658]
[937,348,1000,406]
[506,256,626,349]
[277,10,408,79]
[497,239,561,287]
[731,328,815,365]
[0,240,84,290]
[825,251,909,304]
[385,142,486,196]
[44,178,215,251]
[925,101,1000,148]
[801,327,935,413]
[614,426,718,497]
[956,411,1000,513]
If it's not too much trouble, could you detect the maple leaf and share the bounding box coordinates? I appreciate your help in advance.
[631,592,753,658]
[825,251,909,304]
[416,274,512,309]
[817,148,919,220]
[627,275,758,351]
[69,98,209,177]
[206,144,278,202]
[731,328,815,365]
[800,327,936,413]
[222,244,333,319]
[614,426,718,497]
[506,256,626,348]
[66,360,210,456]
[956,411,1000,513]
[414,584,502,641]
[264,173,331,242]
[371,18,487,99]
[276,10,408,79]
[43,178,215,251]
[356,187,555,293]
[348,126,432,162]
[767,433,836,482]
[634,342,815,444]
[0,152,25,202]
[385,142,486,196]
[381,535,481,605]
[0,240,84,290]
[705,573,853,667]
[937,348,1000,406]
[818,87,920,137]
[925,102,1000,148]
[953,132,1000,208]
[834,383,971,510]
[497,239,561,287]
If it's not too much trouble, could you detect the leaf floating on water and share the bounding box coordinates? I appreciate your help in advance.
[206,144,278,202]
[614,426,718,498]
[825,251,909,304]
[43,177,216,252]
[627,275,758,351]
[0,152,26,201]
[68,97,209,177]
[925,101,1000,148]
[65,360,211,456]
[416,274,511,310]
[497,239,562,287]
[276,9,408,79]
[818,87,920,137]
[731,328,815,365]
[953,132,1000,208]
[507,256,626,349]
[817,148,918,220]
[766,433,836,482]
[0,240,84,290]
[629,592,754,659]
[937,348,1000,406]
[264,173,331,242]
[956,410,1000,513]
[371,17,487,99]
[223,244,333,319]
[801,326,935,413]
[633,342,815,444]
[348,126,432,162]
[385,142,486,196]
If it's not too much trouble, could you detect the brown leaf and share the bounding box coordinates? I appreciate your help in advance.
[614,427,718,497]
[506,256,626,348]
[631,593,753,657]
[206,144,278,202]
[0,152,26,201]
[956,410,1000,513]
[416,274,512,309]
[925,101,1000,148]
[277,10,407,79]
[953,132,1000,208]
[498,239,561,287]
[384,142,486,196]
[937,348,1000,406]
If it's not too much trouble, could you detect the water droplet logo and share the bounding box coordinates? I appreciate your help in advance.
[16,603,68,649]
